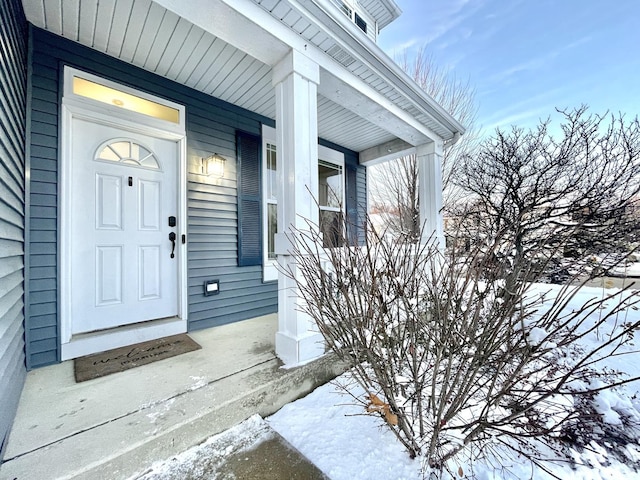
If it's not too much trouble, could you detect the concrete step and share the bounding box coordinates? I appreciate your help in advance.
[0,318,346,480]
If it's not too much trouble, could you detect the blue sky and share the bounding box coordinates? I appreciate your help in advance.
[377,0,640,136]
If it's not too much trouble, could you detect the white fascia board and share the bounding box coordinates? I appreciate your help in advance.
[155,0,449,144]
[307,0,466,137]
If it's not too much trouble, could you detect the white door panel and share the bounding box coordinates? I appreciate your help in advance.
[139,245,161,300]
[70,118,178,334]
[95,245,123,306]
[138,179,161,230]
[96,174,123,229]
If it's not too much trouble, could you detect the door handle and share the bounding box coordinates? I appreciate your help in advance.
[169,232,176,259]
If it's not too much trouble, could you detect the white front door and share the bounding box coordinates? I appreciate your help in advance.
[69,118,179,334]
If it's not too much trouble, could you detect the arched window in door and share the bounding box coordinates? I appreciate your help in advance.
[95,139,161,170]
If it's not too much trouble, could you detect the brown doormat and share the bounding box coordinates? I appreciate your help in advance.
[74,334,201,383]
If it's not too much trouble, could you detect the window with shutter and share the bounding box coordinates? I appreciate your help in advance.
[237,131,262,266]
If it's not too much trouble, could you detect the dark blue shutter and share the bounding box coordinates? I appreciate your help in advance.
[237,131,262,266]
[346,163,358,244]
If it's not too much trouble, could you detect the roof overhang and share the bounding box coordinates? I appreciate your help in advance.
[302,0,466,138]
[22,0,465,159]
[358,0,402,30]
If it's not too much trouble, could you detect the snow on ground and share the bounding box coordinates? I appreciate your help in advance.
[131,283,640,479]
[268,373,640,479]
[268,379,423,479]
[131,415,274,479]
[268,283,640,479]
[611,262,640,278]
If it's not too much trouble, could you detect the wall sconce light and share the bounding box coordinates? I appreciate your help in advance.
[202,153,226,178]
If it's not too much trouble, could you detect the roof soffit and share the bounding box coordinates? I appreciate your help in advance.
[357,0,402,29]
[157,0,446,143]
[254,0,466,140]
[22,0,462,149]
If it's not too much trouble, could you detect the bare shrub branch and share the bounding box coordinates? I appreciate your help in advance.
[369,47,479,242]
[285,216,640,474]
[283,107,640,477]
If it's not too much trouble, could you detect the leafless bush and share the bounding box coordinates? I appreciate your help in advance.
[283,217,640,477]
[368,47,479,242]
[454,106,640,273]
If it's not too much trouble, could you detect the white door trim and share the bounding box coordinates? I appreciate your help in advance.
[60,78,188,360]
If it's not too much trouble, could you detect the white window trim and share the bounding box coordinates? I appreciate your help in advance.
[318,145,346,248]
[262,125,278,282]
[261,126,346,282]
[63,67,186,135]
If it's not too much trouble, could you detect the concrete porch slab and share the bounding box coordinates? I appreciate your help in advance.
[0,315,346,480]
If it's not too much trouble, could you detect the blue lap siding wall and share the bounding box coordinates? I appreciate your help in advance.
[0,0,28,460]
[26,27,366,369]
[26,27,279,368]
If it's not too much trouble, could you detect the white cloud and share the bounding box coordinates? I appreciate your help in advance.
[489,35,593,83]
[381,0,486,57]
[422,0,483,45]
[480,107,549,134]
[479,88,565,132]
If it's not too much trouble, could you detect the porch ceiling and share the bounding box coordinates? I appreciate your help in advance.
[21,0,454,154]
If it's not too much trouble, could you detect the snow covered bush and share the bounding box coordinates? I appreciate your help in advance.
[284,219,640,478]
[453,107,640,280]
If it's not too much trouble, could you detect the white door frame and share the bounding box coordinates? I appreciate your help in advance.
[59,68,188,360]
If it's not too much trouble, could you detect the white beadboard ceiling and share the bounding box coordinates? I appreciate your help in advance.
[21,0,437,152]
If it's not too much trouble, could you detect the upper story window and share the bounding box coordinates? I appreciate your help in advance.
[354,13,367,33]
[339,1,353,18]
[336,0,371,37]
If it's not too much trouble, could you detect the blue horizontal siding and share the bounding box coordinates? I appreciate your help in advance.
[0,0,27,461]
[26,27,280,366]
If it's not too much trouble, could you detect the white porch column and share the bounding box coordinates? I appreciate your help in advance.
[272,49,324,365]
[417,141,445,249]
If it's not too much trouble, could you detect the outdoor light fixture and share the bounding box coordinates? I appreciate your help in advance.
[204,279,220,296]
[202,153,226,178]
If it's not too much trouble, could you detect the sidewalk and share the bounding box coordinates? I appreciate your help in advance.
[132,415,329,479]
